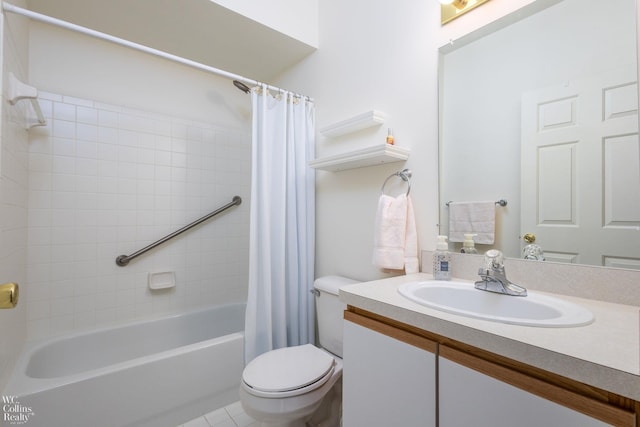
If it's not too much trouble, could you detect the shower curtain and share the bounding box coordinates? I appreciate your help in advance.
[244,85,316,363]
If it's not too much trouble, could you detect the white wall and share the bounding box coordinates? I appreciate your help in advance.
[28,23,251,128]
[277,0,640,282]
[0,0,29,391]
[275,0,442,281]
[212,0,318,48]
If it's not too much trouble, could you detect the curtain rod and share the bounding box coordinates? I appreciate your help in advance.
[2,2,312,101]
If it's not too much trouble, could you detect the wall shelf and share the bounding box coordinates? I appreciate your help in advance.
[309,144,410,172]
[320,110,386,137]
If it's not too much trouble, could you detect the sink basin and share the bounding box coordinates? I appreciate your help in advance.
[398,280,594,327]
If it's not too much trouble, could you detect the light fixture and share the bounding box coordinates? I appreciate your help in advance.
[440,0,490,25]
[439,0,468,8]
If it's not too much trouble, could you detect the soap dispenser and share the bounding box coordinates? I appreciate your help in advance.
[433,235,452,280]
[460,233,479,254]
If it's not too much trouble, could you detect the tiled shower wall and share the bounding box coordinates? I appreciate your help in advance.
[1,2,30,390]
[26,92,251,340]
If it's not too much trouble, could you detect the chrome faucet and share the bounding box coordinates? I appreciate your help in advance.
[475,250,527,297]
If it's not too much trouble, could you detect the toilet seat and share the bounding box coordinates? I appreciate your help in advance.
[242,344,336,398]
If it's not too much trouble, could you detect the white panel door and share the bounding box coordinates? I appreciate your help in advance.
[521,67,640,266]
[342,320,436,427]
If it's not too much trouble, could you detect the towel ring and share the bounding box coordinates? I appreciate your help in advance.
[381,169,412,196]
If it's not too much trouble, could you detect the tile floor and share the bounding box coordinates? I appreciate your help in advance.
[177,401,258,427]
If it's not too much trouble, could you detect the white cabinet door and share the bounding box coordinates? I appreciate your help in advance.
[439,346,630,427]
[342,317,436,427]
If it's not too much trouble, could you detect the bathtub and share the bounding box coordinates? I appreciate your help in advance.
[3,303,245,427]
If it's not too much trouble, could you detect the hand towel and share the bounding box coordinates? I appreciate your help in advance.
[448,201,495,244]
[373,194,419,273]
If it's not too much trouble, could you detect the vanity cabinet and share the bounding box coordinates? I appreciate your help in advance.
[439,345,623,427]
[343,309,638,427]
[342,314,437,427]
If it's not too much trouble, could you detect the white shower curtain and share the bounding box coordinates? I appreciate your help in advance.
[244,85,316,364]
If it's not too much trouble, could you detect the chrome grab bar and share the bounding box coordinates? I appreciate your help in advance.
[115,196,242,266]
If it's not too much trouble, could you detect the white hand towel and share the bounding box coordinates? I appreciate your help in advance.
[448,201,496,244]
[373,194,419,273]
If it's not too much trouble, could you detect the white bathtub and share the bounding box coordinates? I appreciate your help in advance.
[3,303,245,427]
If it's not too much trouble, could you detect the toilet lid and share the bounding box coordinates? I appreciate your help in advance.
[243,344,335,393]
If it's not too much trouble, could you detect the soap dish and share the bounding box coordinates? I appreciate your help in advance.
[148,271,176,290]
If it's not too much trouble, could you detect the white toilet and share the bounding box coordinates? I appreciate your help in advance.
[239,275,358,427]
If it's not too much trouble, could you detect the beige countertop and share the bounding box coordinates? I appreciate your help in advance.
[339,273,640,401]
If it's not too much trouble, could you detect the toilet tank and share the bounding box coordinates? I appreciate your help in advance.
[314,275,359,358]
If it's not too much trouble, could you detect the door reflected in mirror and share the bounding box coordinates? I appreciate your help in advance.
[439,0,640,269]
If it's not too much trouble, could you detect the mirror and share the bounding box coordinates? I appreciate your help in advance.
[439,0,640,268]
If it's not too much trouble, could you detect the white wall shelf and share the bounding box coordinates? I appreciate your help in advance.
[320,110,386,137]
[309,144,410,172]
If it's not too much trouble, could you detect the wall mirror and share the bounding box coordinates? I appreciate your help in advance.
[439,0,640,269]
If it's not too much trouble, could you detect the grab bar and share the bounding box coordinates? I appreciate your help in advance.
[115,196,242,266]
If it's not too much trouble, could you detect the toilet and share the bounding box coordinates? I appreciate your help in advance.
[239,275,359,427]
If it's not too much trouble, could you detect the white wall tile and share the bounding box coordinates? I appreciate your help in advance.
[48,315,74,337]
[76,158,98,176]
[118,145,138,163]
[77,123,98,142]
[52,155,76,174]
[98,126,118,144]
[51,191,76,209]
[76,175,98,193]
[52,173,75,192]
[28,227,51,246]
[77,140,98,159]
[27,93,250,339]
[53,102,76,121]
[98,160,118,178]
[154,150,171,166]
[52,209,76,227]
[63,96,93,108]
[51,244,75,263]
[53,119,76,139]
[77,106,98,125]
[50,297,74,317]
[98,110,119,127]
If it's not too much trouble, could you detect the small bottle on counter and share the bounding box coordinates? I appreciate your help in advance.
[460,233,479,254]
[386,128,395,145]
[433,235,451,280]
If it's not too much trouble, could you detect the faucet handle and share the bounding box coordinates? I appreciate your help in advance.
[484,249,504,270]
